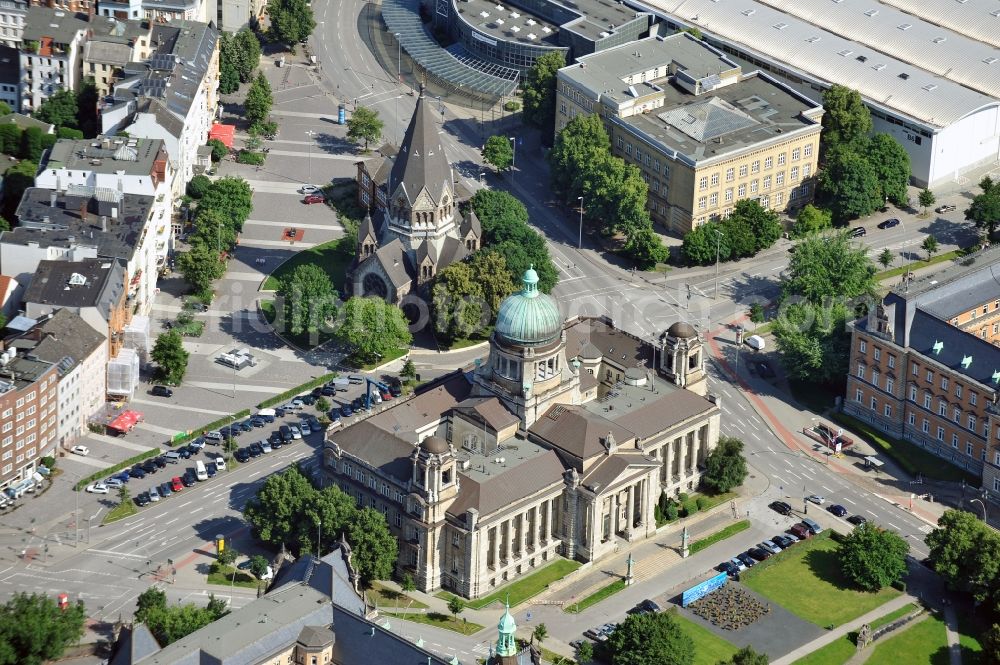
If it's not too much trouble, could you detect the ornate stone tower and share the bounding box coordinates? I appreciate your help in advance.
[409,435,459,592]
[493,598,519,664]
[473,267,580,428]
[659,321,707,395]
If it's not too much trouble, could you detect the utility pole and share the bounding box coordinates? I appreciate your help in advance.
[509,136,516,177]
[577,196,584,249]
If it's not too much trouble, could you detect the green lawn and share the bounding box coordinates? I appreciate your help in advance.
[831,413,980,485]
[875,246,974,281]
[261,237,354,291]
[103,501,137,524]
[207,565,258,589]
[689,520,750,555]
[741,532,901,627]
[564,579,626,614]
[791,602,920,665]
[436,558,581,610]
[866,614,948,665]
[957,613,986,665]
[348,346,409,370]
[385,611,484,636]
[671,611,739,665]
[369,583,428,610]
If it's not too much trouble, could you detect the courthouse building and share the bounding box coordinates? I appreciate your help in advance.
[323,268,722,598]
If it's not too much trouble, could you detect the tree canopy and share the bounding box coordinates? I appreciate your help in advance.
[839,522,908,591]
[347,106,383,152]
[681,200,782,265]
[345,507,399,582]
[279,264,338,336]
[927,509,1000,603]
[965,176,1000,239]
[482,135,514,172]
[176,242,226,298]
[470,189,558,292]
[603,611,694,665]
[244,72,273,128]
[820,85,872,156]
[817,148,882,224]
[782,230,877,305]
[773,301,854,385]
[0,593,86,665]
[267,0,316,45]
[432,261,487,342]
[522,51,565,135]
[151,330,190,384]
[701,436,748,493]
[790,204,832,238]
[548,113,610,201]
[717,646,770,665]
[34,89,79,130]
[337,296,412,364]
[138,593,229,646]
[867,133,911,207]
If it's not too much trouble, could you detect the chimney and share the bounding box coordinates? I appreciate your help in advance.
[101,216,107,233]
[101,137,110,150]
[111,206,118,220]
[79,199,87,222]
[49,192,57,208]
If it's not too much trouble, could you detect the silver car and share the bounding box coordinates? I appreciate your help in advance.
[299,420,311,436]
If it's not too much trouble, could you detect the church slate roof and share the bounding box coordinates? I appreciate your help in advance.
[357,238,414,289]
[387,88,452,206]
[460,209,481,237]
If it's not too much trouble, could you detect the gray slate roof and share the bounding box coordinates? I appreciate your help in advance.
[22,258,125,319]
[328,420,414,486]
[448,449,564,518]
[530,404,637,461]
[109,624,161,665]
[388,88,453,207]
[22,6,88,44]
[26,309,107,373]
[357,237,414,289]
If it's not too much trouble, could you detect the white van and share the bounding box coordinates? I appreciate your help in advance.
[745,335,766,351]
[195,460,208,481]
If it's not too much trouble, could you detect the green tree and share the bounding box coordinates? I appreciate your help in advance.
[219,55,240,94]
[244,467,319,549]
[717,646,770,665]
[400,358,417,381]
[783,231,877,305]
[921,235,939,260]
[965,177,1000,240]
[548,113,609,202]
[817,148,882,223]
[187,174,212,199]
[983,624,1000,665]
[244,72,273,127]
[820,85,872,156]
[56,126,84,140]
[337,296,412,364]
[142,603,219,646]
[34,89,79,129]
[345,507,398,583]
[773,301,854,386]
[217,546,239,566]
[221,29,261,87]
[433,261,486,342]
[208,138,229,162]
[346,106,383,152]
[682,27,703,39]
[0,593,86,665]
[482,135,514,172]
[76,78,100,138]
[682,222,727,266]
[0,101,9,115]
[577,153,650,237]
[878,248,895,270]
[299,485,357,554]
[316,396,330,413]
[280,263,337,336]
[135,587,167,624]
[576,640,595,663]
[927,509,1000,602]
[471,189,529,236]
[0,123,21,154]
[701,436,748,493]
[205,594,228,620]
[176,242,225,298]
[117,484,130,505]
[532,623,548,645]
[791,204,832,238]
[19,127,46,162]
[604,611,694,665]
[198,176,253,231]
[248,554,269,579]
[918,188,935,215]
[151,330,190,384]
[522,51,565,134]
[468,250,517,316]
[267,0,315,45]
[1,159,37,220]
[447,595,465,620]
[839,522,908,591]
[730,198,783,253]
[866,134,911,207]
[623,225,668,269]
[470,189,558,292]
[749,303,765,326]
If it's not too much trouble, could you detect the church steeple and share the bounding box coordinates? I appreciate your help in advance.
[388,85,453,209]
[496,596,517,657]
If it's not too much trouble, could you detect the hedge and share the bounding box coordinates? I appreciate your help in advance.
[689,520,751,555]
[74,447,161,491]
[257,373,338,409]
[171,409,253,445]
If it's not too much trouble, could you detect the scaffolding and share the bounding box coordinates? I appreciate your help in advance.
[124,315,151,359]
[108,348,140,397]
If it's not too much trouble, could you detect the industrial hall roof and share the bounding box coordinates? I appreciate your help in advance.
[644,0,999,129]
[877,0,1000,49]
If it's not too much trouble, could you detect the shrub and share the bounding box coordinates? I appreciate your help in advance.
[236,150,265,165]
[207,138,228,162]
[678,492,689,502]
[681,498,699,517]
[187,174,212,199]
[695,495,710,511]
[40,456,55,469]
[503,100,520,112]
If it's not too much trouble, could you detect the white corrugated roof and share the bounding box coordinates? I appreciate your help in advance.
[878,0,1000,49]
[644,0,999,128]
[756,0,1000,99]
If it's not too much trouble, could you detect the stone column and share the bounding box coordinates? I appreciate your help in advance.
[626,484,635,539]
[679,435,689,481]
[534,505,542,550]
[491,525,499,569]
[518,512,527,558]
[666,441,675,486]
[545,499,553,544]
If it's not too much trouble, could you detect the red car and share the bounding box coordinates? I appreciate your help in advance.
[170,476,184,492]
[303,194,325,204]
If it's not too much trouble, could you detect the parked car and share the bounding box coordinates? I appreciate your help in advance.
[736,552,756,568]
[877,218,901,230]
[769,501,793,515]
[279,425,293,443]
[935,204,957,214]
[104,477,123,489]
[827,504,848,517]
[85,483,109,494]
[847,514,867,526]
[171,476,184,492]
[159,482,173,498]
[290,425,302,440]
[214,457,227,471]
[321,385,336,397]
[849,226,867,238]
[748,547,771,562]
[134,492,151,507]
[177,447,192,459]
[204,431,223,444]
[299,420,311,436]
[303,194,325,204]
[114,471,131,484]
[234,448,251,463]
[717,560,741,576]
[129,466,146,479]
[772,534,795,549]
[250,417,267,428]
[260,440,272,454]
[806,494,825,505]
[180,472,195,487]
[340,405,354,418]
[205,462,217,477]
[151,385,173,397]
[299,184,320,195]
[148,487,161,502]
[760,540,782,555]
[627,599,662,614]
[152,456,167,469]
[248,442,263,457]
[238,420,254,432]
[801,517,824,535]
[753,361,776,379]
[307,416,321,431]
[789,523,813,540]
[291,398,305,409]
[70,445,90,456]
[300,395,317,406]
[140,459,157,474]
[348,375,364,385]
[388,383,402,397]
[730,556,747,571]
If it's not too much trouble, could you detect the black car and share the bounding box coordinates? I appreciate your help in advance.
[321,385,336,397]
[716,561,740,577]
[134,492,151,507]
[627,599,662,614]
[152,456,168,469]
[301,394,317,406]
[388,383,402,397]
[182,472,197,487]
[849,226,867,238]
[234,448,250,463]
[129,466,147,479]
[935,204,957,214]
[268,431,283,446]
[151,385,173,398]
[736,552,756,568]
[877,218,901,230]
[250,417,266,428]
[754,361,776,379]
[141,459,158,474]
[274,406,287,418]
[748,547,771,562]
[307,416,321,431]
[847,514,867,526]
[773,534,795,549]
[248,442,263,457]
[311,386,324,398]
[238,420,254,432]
[279,425,292,443]
[827,504,848,517]
[221,425,241,438]
[159,482,173,498]
[769,501,793,515]
[186,443,201,456]
[177,447,192,459]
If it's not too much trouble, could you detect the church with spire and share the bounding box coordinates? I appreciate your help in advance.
[350,87,482,305]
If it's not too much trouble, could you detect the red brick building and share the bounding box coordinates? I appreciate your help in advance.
[0,352,58,495]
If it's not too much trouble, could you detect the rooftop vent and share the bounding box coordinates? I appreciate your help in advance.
[741,8,755,16]
[68,273,87,286]
[961,355,973,369]
[864,9,878,16]
[984,57,998,65]
[773,22,788,30]
[932,340,944,355]
[897,23,911,30]
[898,72,910,79]
[923,83,938,91]
[856,55,868,62]
[932,37,946,44]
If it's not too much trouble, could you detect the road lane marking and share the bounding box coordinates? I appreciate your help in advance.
[783,458,793,467]
[226,481,238,488]
[737,403,747,411]
[190,507,204,515]
[164,518,179,526]
[90,549,147,560]
[177,500,192,508]
[821,485,832,492]
[888,522,900,530]
[867,510,878,517]
[842,497,856,505]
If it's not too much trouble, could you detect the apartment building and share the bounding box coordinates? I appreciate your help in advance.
[100,20,219,196]
[0,351,58,494]
[19,6,89,112]
[556,33,823,235]
[0,0,27,48]
[83,17,153,97]
[0,46,18,109]
[97,0,211,22]
[845,247,1000,502]
[6,309,107,447]
[36,135,173,270]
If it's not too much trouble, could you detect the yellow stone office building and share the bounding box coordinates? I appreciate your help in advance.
[555,32,823,236]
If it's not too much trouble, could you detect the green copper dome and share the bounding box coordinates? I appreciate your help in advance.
[494,267,562,347]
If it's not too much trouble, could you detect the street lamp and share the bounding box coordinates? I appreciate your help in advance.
[509,136,516,173]
[970,497,988,522]
[305,130,317,178]
[713,229,724,300]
